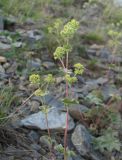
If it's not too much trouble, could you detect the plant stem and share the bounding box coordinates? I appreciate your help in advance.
[45,113,51,139]
[64,107,69,160]
[45,113,55,160]
[59,58,66,70]
[65,52,69,97]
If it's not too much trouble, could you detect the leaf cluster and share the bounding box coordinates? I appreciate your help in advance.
[93,127,121,152]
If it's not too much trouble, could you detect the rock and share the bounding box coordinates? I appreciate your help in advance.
[68,156,85,160]
[95,77,108,85]
[28,130,40,142]
[0,16,4,30]
[77,75,85,84]
[4,16,16,31]
[21,108,75,131]
[6,61,18,73]
[30,143,41,152]
[61,104,89,121]
[79,78,108,96]
[0,42,11,50]
[26,30,44,41]
[80,80,99,95]
[40,94,64,110]
[101,84,120,102]
[3,62,10,69]
[0,65,5,73]
[87,47,110,60]
[40,135,52,149]
[99,48,111,60]
[71,124,104,160]
[25,18,35,25]
[108,55,122,64]
[55,76,64,84]
[27,59,42,70]
[0,56,7,63]
[30,100,40,112]
[87,47,122,65]
[116,0,122,6]
[12,42,23,48]
[42,61,55,69]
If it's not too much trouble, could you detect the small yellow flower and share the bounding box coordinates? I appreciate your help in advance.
[65,74,77,84]
[44,74,55,83]
[34,89,48,97]
[74,63,84,75]
[29,74,40,84]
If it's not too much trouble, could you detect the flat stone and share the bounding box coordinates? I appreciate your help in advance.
[12,42,23,48]
[101,84,120,102]
[28,130,40,142]
[61,104,89,121]
[72,124,104,160]
[0,56,7,63]
[0,42,11,50]
[21,108,75,131]
[26,30,44,41]
[0,65,5,73]
[30,100,40,112]
[0,16,4,30]
[27,59,41,70]
[42,61,55,69]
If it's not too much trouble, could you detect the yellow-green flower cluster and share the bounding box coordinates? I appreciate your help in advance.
[44,74,55,83]
[65,74,77,84]
[29,74,40,84]
[74,63,84,75]
[34,89,48,97]
[108,30,122,38]
[54,19,63,30]
[60,19,79,39]
[48,19,63,34]
[53,46,66,59]
[41,105,50,114]
[54,44,72,60]
[63,44,72,53]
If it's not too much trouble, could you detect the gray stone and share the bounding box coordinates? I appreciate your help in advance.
[27,30,44,41]
[40,135,52,149]
[43,94,64,110]
[99,48,110,59]
[116,0,122,6]
[27,59,41,70]
[71,124,104,160]
[12,42,23,48]
[0,16,4,30]
[6,61,18,73]
[0,42,11,50]
[21,108,75,131]
[28,130,40,142]
[95,77,108,85]
[101,84,120,102]
[42,61,55,69]
[108,55,122,64]
[0,56,6,63]
[80,81,99,95]
[30,143,41,151]
[0,65,5,73]
[61,104,89,121]
[30,100,40,112]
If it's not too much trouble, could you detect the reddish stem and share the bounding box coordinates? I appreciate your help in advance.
[66,81,68,97]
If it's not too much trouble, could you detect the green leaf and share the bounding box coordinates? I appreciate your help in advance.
[62,98,79,106]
